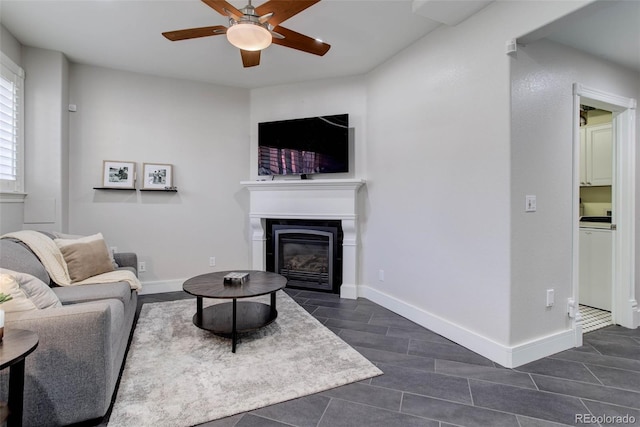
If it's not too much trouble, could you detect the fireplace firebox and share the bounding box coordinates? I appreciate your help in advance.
[266,219,343,293]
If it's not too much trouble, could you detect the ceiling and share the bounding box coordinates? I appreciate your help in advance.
[522,0,640,73]
[0,0,448,88]
[1,1,638,89]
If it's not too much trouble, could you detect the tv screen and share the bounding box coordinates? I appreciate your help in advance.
[258,114,349,176]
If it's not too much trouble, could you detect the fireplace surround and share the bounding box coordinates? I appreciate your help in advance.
[241,179,365,299]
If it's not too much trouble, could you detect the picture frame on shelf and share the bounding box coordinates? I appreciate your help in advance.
[142,163,173,190]
[102,160,136,189]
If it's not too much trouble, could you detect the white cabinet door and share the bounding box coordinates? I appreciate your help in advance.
[580,123,612,186]
[588,124,613,186]
[579,229,612,311]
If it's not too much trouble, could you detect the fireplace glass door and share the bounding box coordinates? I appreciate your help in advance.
[274,229,333,291]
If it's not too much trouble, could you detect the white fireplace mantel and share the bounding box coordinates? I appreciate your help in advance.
[241,179,365,299]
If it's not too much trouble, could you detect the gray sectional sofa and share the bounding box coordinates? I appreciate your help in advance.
[0,232,139,427]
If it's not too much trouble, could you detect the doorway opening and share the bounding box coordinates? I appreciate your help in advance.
[578,104,614,332]
[572,83,637,341]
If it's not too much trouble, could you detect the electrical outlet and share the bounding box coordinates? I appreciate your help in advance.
[138,261,146,273]
[567,298,576,318]
[378,269,385,281]
[209,257,216,267]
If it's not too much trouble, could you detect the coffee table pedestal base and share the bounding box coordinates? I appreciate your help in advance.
[193,293,278,352]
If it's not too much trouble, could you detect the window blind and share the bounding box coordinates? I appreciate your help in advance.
[0,53,24,192]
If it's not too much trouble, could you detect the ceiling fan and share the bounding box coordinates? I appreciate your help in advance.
[162,0,331,68]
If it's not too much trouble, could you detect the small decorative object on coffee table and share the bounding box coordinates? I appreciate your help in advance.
[183,270,287,353]
[223,272,250,285]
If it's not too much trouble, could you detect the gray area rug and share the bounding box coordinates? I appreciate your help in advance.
[108,292,382,427]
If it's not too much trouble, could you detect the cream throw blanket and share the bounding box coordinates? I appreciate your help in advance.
[2,230,142,291]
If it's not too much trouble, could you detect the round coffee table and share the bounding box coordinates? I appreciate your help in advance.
[182,270,287,353]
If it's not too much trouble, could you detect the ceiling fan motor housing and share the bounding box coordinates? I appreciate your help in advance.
[226,3,273,51]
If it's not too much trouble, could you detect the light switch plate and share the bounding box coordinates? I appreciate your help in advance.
[525,195,537,212]
[546,289,554,307]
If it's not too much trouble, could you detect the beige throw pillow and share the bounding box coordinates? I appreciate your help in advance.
[0,269,62,312]
[53,231,118,268]
[55,233,115,282]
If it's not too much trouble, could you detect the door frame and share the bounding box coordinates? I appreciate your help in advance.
[572,83,637,342]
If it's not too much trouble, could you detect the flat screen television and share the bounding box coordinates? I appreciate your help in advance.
[258,114,349,176]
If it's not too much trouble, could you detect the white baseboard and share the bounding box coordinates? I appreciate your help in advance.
[509,329,576,367]
[138,279,185,295]
[359,285,576,368]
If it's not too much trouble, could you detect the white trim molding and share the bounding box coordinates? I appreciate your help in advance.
[0,192,27,203]
[361,285,575,368]
[574,83,637,110]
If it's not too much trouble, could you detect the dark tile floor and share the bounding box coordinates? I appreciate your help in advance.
[105,288,640,427]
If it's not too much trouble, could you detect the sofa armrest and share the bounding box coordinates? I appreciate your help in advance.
[3,303,116,424]
[114,252,138,276]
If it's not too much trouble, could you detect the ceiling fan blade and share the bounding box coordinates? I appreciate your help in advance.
[255,0,321,27]
[201,0,244,21]
[241,50,261,67]
[271,25,330,56]
[162,25,227,41]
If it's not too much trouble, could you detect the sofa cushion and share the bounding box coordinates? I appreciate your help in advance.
[0,239,51,285]
[53,231,118,268]
[53,282,132,307]
[0,268,62,312]
[54,233,115,282]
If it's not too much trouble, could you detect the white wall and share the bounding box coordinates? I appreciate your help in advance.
[511,39,640,342]
[249,1,590,367]
[67,65,251,292]
[363,2,514,351]
[1,24,21,65]
[249,76,367,181]
[22,46,69,232]
[361,1,589,364]
[251,2,584,364]
[0,201,23,235]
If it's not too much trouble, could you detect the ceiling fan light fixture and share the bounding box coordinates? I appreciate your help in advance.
[226,22,272,51]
